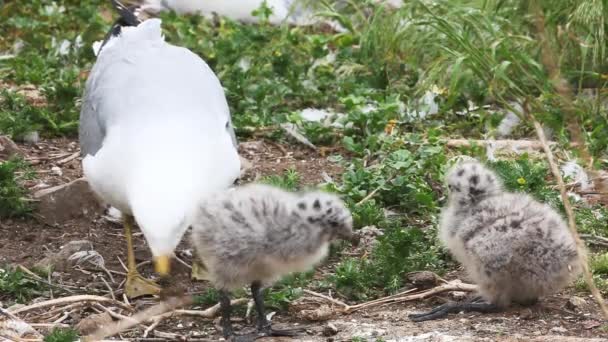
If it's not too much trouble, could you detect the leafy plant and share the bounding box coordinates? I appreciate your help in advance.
[0,266,45,303]
[489,155,562,209]
[44,328,79,342]
[0,157,34,218]
[193,288,220,306]
[260,168,301,191]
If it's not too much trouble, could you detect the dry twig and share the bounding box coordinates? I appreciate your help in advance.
[305,281,477,314]
[56,151,80,165]
[532,118,608,319]
[85,296,193,341]
[446,139,554,151]
[10,295,132,316]
[529,0,608,320]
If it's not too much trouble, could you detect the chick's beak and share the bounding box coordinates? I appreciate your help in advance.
[154,255,171,276]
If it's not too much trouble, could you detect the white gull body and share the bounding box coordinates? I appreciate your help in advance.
[79,18,240,259]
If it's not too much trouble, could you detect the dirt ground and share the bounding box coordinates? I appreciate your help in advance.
[1,137,607,341]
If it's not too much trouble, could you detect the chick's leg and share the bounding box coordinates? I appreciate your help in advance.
[251,281,302,337]
[219,290,234,339]
[409,296,499,322]
[123,214,160,298]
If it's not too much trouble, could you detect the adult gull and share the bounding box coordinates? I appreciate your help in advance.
[79,0,240,297]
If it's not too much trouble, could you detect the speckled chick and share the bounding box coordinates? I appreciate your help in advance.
[190,183,355,340]
[440,160,582,308]
[190,183,355,290]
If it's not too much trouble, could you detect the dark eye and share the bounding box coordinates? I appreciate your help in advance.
[225,121,230,129]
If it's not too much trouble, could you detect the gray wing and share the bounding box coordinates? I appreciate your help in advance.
[79,84,106,157]
[227,119,238,148]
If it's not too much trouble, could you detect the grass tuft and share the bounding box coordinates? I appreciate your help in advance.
[0,157,34,218]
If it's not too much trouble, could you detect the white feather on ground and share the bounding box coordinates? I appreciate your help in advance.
[561,161,592,191]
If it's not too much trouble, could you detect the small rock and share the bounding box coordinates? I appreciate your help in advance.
[583,320,602,330]
[0,135,23,160]
[34,178,104,225]
[405,271,441,289]
[450,291,468,301]
[550,326,568,334]
[0,307,43,340]
[565,296,586,311]
[75,312,113,335]
[50,166,62,176]
[322,323,338,337]
[355,225,384,253]
[239,156,253,174]
[35,240,94,272]
[519,308,537,320]
[21,131,39,144]
[239,141,264,152]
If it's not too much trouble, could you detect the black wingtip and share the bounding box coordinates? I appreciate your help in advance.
[110,0,141,27]
[97,0,143,55]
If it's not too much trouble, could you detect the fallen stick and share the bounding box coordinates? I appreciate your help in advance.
[581,234,608,248]
[10,295,132,315]
[56,151,80,165]
[446,139,555,151]
[305,281,478,314]
[0,307,44,341]
[142,298,249,338]
[87,296,248,341]
[532,116,608,319]
[85,296,193,342]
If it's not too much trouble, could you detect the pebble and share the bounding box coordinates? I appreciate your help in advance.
[322,323,339,337]
[51,166,62,176]
[565,296,586,311]
[551,326,568,334]
[22,131,39,144]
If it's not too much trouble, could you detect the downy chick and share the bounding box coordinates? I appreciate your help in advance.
[410,160,582,321]
[190,183,357,340]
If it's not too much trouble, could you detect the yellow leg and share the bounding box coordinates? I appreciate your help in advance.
[123,214,160,298]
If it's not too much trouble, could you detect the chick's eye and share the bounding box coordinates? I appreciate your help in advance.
[225,121,230,129]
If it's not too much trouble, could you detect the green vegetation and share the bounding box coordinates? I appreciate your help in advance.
[0,266,45,304]
[0,157,34,218]
[44,328,79,342]
[260,168,301,191]
[1,0,608,308]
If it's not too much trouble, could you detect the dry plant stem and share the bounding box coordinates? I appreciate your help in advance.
[356,172,397,206]
[86,297,247,341]
[305,282,477,314]
[100,277,115,300]
[446,139,554,151]
[532,118,608,319]
[0,307,44,339]
[10,295,132,315]
[530,0,592,169]
[56,151,80,165]
[86,295,193,341]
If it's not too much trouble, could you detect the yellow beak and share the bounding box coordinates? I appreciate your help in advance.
[154,255,170,276]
